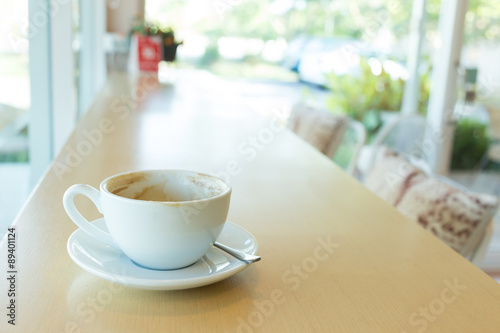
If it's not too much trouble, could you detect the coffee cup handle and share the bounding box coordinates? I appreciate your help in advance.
[63,184,119,249]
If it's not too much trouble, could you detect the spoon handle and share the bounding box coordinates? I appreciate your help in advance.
[214,242,261,263]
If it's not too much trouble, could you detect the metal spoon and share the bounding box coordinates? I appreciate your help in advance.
[214,242,261,263]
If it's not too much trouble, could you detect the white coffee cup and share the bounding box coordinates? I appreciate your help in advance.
[63,170,231,270]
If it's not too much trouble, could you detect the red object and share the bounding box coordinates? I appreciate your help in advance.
[137,35,162,72]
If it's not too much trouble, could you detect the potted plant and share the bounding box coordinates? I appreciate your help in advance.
[160,27,182,62]
[129,17,182,63]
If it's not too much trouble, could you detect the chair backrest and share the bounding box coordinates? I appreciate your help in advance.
[288,104,366,174]
[0,104,28,137]
[357,114,430,179]
[468,220,494,267]
[372,114,428,158]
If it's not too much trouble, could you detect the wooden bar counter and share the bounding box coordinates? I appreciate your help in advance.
[1,71,500,332]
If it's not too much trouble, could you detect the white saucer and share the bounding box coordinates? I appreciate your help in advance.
[67,218,259,290]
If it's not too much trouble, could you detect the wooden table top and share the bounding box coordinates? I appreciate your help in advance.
[2,71,500,333]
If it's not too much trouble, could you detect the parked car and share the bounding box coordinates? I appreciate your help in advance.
[284,36,407,87]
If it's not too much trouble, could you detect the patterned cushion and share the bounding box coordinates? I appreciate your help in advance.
[288,104,347,158]
[364,147,499,254]
[396,174,498,253]
[364,147,424,206]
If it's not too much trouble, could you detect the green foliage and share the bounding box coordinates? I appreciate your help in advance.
[466,0,500,43]
[146,0,500,85]
[148,0,500,61]
[332,126,360,169]
[451,118,490,170]
[198,43,219,67]
[196,1,278,41]
[325,56,432,138]
[326,58,404,118]
[129,16,177,40]
[361,109,383,137]
[325,57,404,136]
[419,62,432,114]
[0,151,28,163]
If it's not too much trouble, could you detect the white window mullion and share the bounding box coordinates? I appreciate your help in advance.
[79,0,107,115]
[28,0,76,187]
[28,0,53,186]
[426,0,469,175]
[51,0,76,156]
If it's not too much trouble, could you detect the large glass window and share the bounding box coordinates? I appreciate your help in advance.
[0,0,83,236]
[0,1,30,233]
